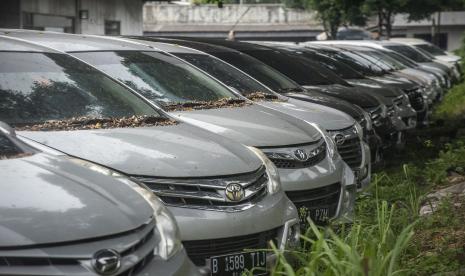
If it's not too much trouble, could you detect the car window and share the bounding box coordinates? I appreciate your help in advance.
[384,45,432,63]
[74,51,239,105]
[416,44,446,56]
[174,53,272,96]
[364,50,406,70]
[212,51,304,93]
[350,51,393,71]
[322,50,385,76]
[241,49,341,86]
[0,52,160,126]
[301,51,364,79]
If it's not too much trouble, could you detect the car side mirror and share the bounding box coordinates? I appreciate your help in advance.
[0,121,16,137]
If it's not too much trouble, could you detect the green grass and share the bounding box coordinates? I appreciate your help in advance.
[260,76,465,275]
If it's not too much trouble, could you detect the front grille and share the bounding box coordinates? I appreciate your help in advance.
[285,183,341,222]
[404,88,425,111]
[264,140,326,169]
[393,96,403,107]
[133,166,268,211]
[329,126,362,169]
[0,220,158,275]
[368,106,383,122]
[183,228,279,266]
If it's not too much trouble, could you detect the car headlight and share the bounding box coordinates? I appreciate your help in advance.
[247,147,281,195]
[380,104,387,118]
[362,110,373,131]
[354,122,364,140]
[68,158,182,260]
[308,123,339,161]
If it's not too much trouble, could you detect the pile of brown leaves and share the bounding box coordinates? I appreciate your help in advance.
[0,152,34,160]
[245,91,285,102]
[15,116,178,131]
[163,98,252,112]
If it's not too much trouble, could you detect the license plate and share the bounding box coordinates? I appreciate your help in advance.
[298,206,330,225]
[210,251,267,276]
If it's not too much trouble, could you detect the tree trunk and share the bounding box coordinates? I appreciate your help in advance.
[384,10,392,39]
[377,10,383,37]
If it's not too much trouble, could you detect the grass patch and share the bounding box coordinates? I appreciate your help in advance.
[262,78,465,275]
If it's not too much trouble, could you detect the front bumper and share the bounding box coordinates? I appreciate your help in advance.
[354,141,371,191]
[141,249,202,276]
[395,105,417,131]
[169,191,300,274]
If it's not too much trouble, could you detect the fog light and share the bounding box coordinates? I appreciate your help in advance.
[342,185,356,218]
[286,222,301,249]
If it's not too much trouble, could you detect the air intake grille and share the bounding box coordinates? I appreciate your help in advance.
[329,126,362,169]
[405,88,425,111]
[133,166,269,211]
[264,140,326,169]
[183,228,279,266]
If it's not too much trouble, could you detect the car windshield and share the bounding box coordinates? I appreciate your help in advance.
[73,51,241,107]
[0,52,160,126]
[173,53,275,97]
[301,51,364,79]
[416,43,446,56]
[349,50,393,71]
[211,51,305,93]
[363,50,407,70]
[384,45,432,63]
[241,49,343,86]
[384,50,419,68]
[318,49,384,76]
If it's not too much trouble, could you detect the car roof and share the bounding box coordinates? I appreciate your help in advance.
[389,38,427,45]
[0,33,60,53]
[125,37,213,54]
[0,29,158,52]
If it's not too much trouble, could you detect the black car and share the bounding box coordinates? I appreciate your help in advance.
[304,44,429,125]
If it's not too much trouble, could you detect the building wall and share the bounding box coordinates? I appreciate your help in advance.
[143,3,319,32]
[80,0,143,35]
[0,0,143,35]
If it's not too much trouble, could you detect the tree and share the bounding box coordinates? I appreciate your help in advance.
[283,0,366,40]
[362,0,407,39]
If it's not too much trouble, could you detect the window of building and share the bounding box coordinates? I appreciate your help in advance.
[104,20,121,36]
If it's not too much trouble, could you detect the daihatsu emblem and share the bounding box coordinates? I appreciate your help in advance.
[293,149,308,161]
[92,249,121,275]
[333,134,346,146]
[225,183,245,201]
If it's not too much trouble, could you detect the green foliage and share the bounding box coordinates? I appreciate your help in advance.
[433,81,465,121]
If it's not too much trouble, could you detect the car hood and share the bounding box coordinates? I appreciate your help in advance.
[17,123,262,178]
[170,105,320,147]
[398,68,434,84]
[420,61,450,72]
[436,55,460,63]
[347,78,403,97]
[283,90,363,119]
[0,153,153,247]
[302,84,379,109]
[256,98,354,131]
[347,82,400,106]
[368,75,417,91]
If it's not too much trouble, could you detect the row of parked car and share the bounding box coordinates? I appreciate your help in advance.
[0,29,461,276]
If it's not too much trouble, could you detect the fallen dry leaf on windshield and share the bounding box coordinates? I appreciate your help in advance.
[15,115,178,131]
[163,98,252,112]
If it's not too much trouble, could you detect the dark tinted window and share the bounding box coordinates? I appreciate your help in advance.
[384,45,432,63]
[242,49,341,86]
[174,53,272,95]
[361,50,407,70]
[0,52,159,125]
[416,43,446,56]
[319,49,385,76]
[74,51,238,104]
[212,51,303,93]
[0,134,22,157]
[300,51,363,79]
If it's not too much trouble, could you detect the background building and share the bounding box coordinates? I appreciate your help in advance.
[0,0,145,35]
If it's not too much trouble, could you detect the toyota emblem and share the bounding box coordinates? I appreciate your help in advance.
[333,134,346,146]
[92,249,121,275]
[225,183,245,201]
[293,149,309,161]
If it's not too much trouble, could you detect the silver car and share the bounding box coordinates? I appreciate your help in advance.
[128,37,371,190]
[0,35,301,276]
[6,30,357,226]
[0,122,199,276]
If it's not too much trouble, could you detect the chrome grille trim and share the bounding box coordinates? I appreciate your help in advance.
[404,87,425,112]
[329,126,363,169]
[132,166,269,211]
[368,106,382,121]
[262,139,327,169]
[0,219,158,276]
